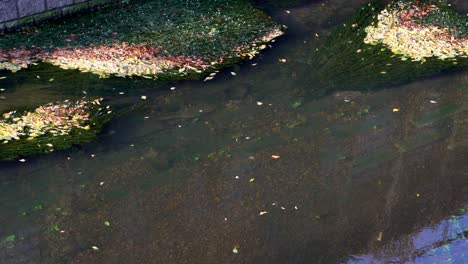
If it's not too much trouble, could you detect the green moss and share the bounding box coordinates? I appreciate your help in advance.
[33,9,63,24]
[61,3,91,17]
[312,0,468,90]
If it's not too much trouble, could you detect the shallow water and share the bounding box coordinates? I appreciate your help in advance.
[0,0,467,263]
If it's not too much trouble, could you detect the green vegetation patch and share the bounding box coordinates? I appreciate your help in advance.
[0,0,284,79]
[313,0,467,90]
[0,99,112,161]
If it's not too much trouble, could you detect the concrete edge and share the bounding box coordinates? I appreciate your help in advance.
[0,0,114,33]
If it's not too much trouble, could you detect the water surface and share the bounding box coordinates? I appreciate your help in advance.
[0,0,467,263]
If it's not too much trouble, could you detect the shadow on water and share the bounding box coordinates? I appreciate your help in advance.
[0,0,467,263]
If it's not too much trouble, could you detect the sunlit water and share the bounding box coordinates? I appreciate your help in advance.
[0,0,467,263]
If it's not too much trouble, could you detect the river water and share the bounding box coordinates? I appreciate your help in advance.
[0,0,467,263]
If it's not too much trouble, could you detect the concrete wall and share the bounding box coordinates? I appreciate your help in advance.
[0,0,112,32]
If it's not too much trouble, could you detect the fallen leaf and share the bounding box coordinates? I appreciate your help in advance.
[377,232,383,241]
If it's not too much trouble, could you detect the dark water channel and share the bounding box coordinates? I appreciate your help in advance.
[0,0,467,263]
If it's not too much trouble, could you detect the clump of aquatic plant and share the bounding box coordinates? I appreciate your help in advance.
[0,0,284,79]
[364,1,468,61]
[312,0,467,90]
[0,99,112,160]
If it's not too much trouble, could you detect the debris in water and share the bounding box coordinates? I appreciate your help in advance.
[141,95,147,100]
[249,178,255,183]
[91,246,100,251]
[259,211,268,216]
[271,155,280,159]
[377,232,383,241]
[232,247,239,254]
[392,108,400,112]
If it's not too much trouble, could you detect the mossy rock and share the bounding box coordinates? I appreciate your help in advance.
[312,0,467,90]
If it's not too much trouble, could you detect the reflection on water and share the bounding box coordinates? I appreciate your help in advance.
[0,0,467,263]
[349,209,468,263]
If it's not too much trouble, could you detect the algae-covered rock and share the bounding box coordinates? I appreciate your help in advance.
[0,0,284,79]
[0,99,112,161]
[314,0,467,89]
